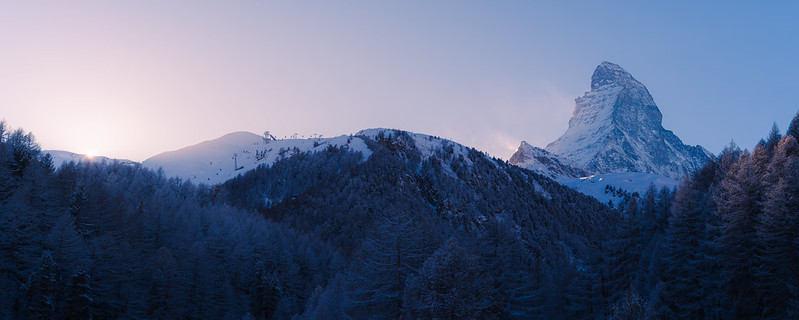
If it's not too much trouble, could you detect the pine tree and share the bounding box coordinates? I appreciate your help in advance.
[756,135,799,319]
[298,274,348,320]
[63,270,93,320]
[345,211,430,319]
[786,111,799,141]
[475,217,549,318]
[603,197,643,306]
[652,157,723,319]
[764,122,782,156]
[403,238,500,319]
[561,261,601,320]
[714,149,764,318]
[655,194,705,318]
[23,251,58,320]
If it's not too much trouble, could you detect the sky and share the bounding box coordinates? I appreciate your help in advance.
[1,1,798,161]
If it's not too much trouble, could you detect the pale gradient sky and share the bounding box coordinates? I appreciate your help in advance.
[2,1,798,161]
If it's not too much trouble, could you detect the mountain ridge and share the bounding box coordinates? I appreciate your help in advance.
[508,141,589,180]
[142,131,372,185]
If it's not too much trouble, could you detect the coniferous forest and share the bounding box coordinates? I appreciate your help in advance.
[2,113,799,319]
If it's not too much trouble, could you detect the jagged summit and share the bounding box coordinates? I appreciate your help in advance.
[591,61,640,89]
[544,62,710,180]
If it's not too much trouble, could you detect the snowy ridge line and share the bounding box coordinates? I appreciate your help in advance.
[143,128,491,186]
[45,150,137,168]
[356,128,480,161]
[143,131,372,185]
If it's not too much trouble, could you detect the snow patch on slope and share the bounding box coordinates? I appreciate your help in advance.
[558,172,678,206]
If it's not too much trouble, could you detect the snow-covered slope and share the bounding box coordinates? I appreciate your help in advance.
[508,141,589,179]
[545,61,710,180]
[558,172,679,206]
[143,132,372,185]
[142,128,494,186]
[506,142,680,205]
[45,150,136,168]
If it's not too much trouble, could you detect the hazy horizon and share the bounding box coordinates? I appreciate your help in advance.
[3,1,798,162]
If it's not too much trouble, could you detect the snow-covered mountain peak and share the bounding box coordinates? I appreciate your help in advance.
[591,61,640,90]
[545,62,710,180]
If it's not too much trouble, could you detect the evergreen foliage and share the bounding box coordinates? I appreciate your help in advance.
[4,110,799,318]
[0,124,615,319]
[641,114,799,319]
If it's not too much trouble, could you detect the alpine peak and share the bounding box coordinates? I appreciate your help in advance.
[544,62,710,180]
[591,61,639,90]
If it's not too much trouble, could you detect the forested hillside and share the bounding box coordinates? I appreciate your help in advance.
[2,113,799,319]
[0,124,620,319]
[0,121,341,319]
[221,130,620,318]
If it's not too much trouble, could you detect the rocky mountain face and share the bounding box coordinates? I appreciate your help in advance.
[543,61,710,180]
[508,141,589,180]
